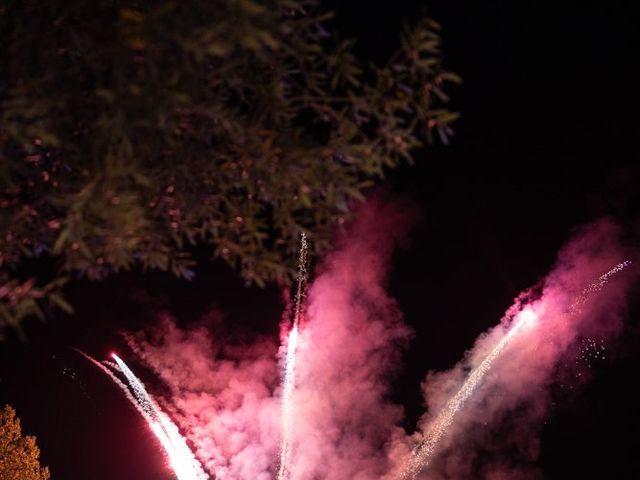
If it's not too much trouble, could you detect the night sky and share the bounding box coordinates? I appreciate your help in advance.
[2,1,640,479]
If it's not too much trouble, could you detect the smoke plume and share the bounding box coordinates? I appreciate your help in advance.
[409,218,636,479]
[123,204,636,480]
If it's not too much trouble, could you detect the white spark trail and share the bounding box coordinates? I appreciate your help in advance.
[401,261,631,479]
[277,233,310,480]
[277,323,300,480]
[80,350,208,480]
[401,309,535,479]
[110,353,208,480]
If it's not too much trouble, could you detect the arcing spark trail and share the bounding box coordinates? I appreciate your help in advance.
[80,351,207,480]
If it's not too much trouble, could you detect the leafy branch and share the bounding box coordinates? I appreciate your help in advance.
[0,0,459,336]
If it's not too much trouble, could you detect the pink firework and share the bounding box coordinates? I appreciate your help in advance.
[278,233,310,480]
[82,351,208,480]
[104,206,636,480]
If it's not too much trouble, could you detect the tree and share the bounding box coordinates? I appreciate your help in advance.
[0,405,51,480]
[0,0,459,337]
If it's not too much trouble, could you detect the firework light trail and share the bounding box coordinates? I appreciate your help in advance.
[277,233,310,480]
[80,351,207,480]
[569,260,632,314]
[401,261,631,479]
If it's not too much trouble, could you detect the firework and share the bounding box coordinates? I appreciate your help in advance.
[277,233,310,480]
[401,261,631,479]
[400,308,537,479]
[80,351,208,480]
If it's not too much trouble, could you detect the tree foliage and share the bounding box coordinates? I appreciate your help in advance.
[0,0,459,337]
[0,405,51,480]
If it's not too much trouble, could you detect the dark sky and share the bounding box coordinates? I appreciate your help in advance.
[2,1,640,479]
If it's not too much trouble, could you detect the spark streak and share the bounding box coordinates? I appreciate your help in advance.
[401,261,631,479]
[277,323,300,480]
[400,309,535,479]
[277,233,309,480]
[80,351,207,480]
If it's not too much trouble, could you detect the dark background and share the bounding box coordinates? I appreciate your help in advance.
[2,1,640,478]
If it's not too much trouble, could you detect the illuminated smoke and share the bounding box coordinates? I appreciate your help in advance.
[124,199,415,480]
[401,308,538,479]
[99,204,635,480]
[285,200,415,479]
[402,253,633,479]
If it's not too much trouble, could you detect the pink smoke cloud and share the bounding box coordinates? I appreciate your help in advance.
[126,313,281,480]
[411,218,637,479]
[126,198,417,480]
[122,202,636,480]
[285,199,416,479]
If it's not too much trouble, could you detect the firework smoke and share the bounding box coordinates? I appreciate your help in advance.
[400,309,536,479]
[110,203,636,480]
[401,260,632,479]
[277,233,310,480]
[125,313,281,479]
[406,219,636,479]
[125,199,416,479]
[81,351,207,480]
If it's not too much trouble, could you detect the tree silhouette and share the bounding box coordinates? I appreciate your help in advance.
[0,405,50,480]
